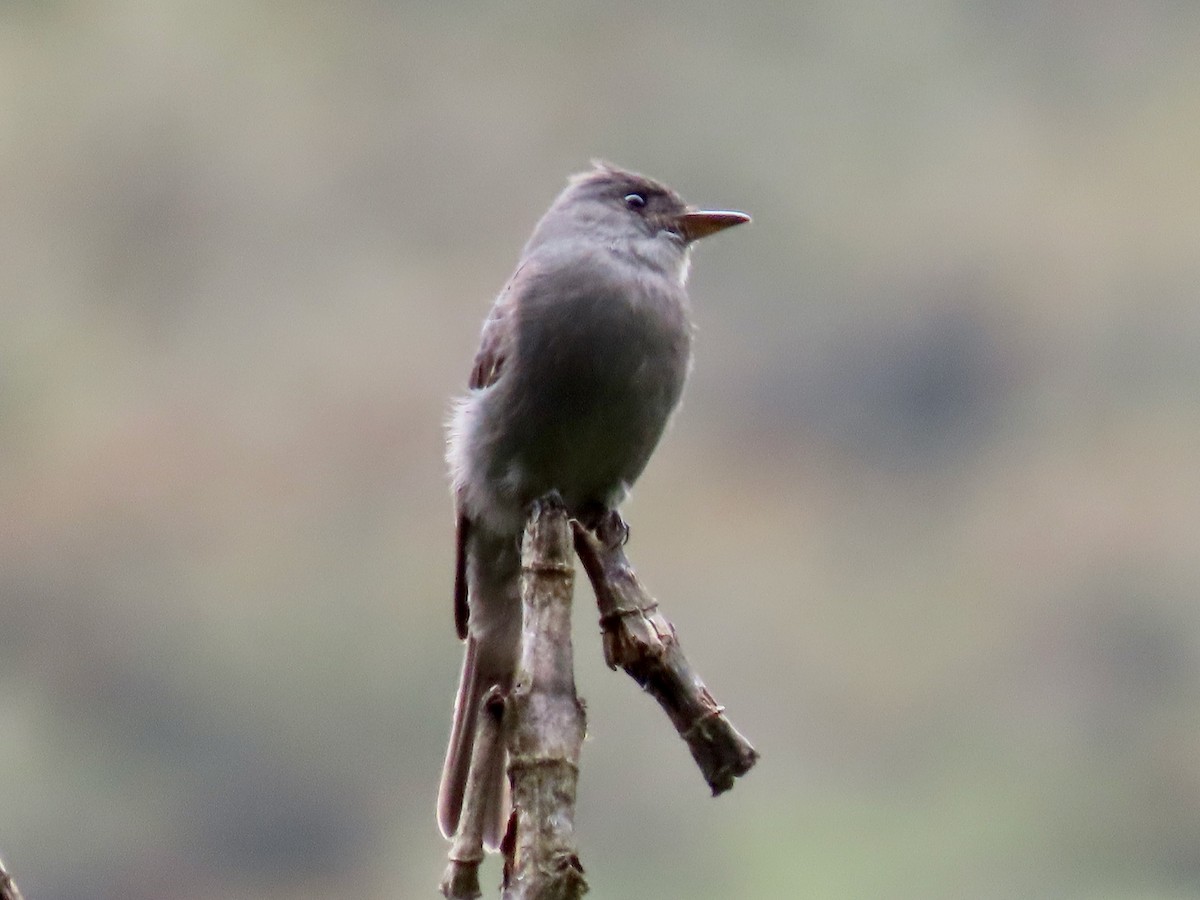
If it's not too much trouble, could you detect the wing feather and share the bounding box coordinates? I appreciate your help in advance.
[453,261,535,636]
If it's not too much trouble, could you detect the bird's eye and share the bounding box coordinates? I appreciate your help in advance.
[624,193,646,210]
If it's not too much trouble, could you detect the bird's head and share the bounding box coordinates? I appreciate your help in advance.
[524,162,750,283]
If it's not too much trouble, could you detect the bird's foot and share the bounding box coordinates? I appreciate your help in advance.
[526,490,566,517]
[575,503,629,550]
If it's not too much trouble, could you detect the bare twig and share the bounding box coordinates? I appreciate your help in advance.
[0,857,25,900]
[502,495,589,900]
[572,518,758,794]
[441,499,755,895]
[441,687,507,899]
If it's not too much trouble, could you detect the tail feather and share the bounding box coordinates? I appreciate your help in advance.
[439,525,522,849]
[437,636,510,849]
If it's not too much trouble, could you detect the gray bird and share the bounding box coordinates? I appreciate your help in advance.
[438,162,749,848]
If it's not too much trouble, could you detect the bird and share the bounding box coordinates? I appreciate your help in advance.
[438,161,749,849]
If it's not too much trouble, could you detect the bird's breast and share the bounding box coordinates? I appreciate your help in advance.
[515,262,690,413]
[481,257,692,508]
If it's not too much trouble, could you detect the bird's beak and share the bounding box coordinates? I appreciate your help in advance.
[675,208,751,242]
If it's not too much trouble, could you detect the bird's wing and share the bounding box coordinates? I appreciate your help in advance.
[453,511,470,639]
[468,259,536,390]
[454,260,536,638]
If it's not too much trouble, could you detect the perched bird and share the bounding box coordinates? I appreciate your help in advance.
[439,162,749,848]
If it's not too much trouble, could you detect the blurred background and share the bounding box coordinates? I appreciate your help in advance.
[3,2,1199,898]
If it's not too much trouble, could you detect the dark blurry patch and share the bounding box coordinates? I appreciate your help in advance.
[1017,570,1200,883]
[193,747,367,875]
[137,701,370,877]
[40,610,373,879]
[1058,572,1199,727]
[746,289,1015,473]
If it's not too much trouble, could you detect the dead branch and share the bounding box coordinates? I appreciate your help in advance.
[572,518,758,794]
[441,686,507,899]
[0,857,25,900]
[441,497,756,896]
[502,495,588,900]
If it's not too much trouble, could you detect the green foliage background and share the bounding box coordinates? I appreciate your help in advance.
[3,3,1199,898]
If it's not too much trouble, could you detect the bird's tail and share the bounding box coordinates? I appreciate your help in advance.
[437,634,511,849]
[437,529,522,850]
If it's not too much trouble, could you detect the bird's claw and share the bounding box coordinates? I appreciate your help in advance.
[527,491,566,519]
[575,504,629,550]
